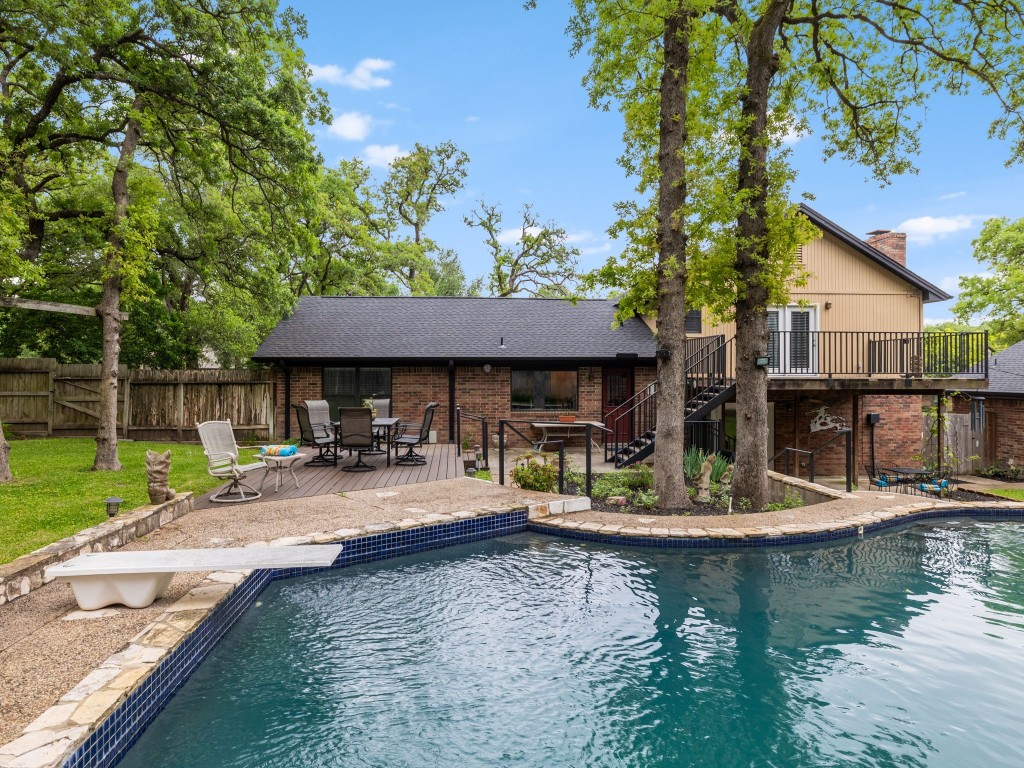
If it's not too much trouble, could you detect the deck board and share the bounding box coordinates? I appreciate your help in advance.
[195,444,464,510]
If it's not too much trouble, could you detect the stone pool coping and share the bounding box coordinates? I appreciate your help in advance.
[530,498,1024,547]
[0,501,563,768]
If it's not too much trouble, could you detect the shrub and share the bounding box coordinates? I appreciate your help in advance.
[510,452,560,493]
[631,488,659,509]
[710,454,730,483]
[683,446,709,481]
[591,465,654,500]
[763,489,804,512]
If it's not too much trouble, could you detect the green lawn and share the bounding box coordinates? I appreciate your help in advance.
[0,438,226,564]
[987,487,1024,501]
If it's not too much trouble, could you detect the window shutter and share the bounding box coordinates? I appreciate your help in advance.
[685,308,702,334]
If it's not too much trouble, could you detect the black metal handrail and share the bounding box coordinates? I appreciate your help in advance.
[686,336,735,411]
[685,420,722,455]
[765,331,988,378]
[455,405,489,469]
[770,427,853,492]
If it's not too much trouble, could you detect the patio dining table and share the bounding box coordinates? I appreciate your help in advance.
[331,416,401,466]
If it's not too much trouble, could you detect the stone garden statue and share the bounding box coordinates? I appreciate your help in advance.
[145,450,176,504]
[720,465,734,493]
[696,459,713,503]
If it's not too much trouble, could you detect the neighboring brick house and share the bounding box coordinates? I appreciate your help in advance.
[252,297,657,448]
[952,341,1024,468]
[252,205,988,478]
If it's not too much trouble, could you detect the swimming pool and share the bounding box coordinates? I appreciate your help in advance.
[117,522,1024,767]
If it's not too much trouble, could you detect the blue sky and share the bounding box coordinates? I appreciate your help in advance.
[298,0,1024,322]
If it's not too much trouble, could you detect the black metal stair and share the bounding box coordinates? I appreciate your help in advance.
[606,336,736,468]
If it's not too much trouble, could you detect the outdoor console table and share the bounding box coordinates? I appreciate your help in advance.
[530,420,606,451]
[46,545,344,610]
[260,452,306,491]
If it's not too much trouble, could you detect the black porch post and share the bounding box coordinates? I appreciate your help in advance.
[448,359,456,443]
[283,364,291,440]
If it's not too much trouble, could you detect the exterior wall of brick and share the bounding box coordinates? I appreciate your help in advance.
[953,395,1024,466]
[769,391,923,476]
[273,363,656,448]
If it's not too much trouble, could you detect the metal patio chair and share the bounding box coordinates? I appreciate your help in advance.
[197,420,266,503]
[337,407,376,472]
[394,402,438,466]
[292,403,338,466]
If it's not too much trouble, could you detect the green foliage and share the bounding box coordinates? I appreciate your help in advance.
[954,218,1024,349]
[510,452,560,493]
[590,464,654,499]
[683,446,709,482]
[763,489,805,513]
[0,438,225,563]
[630,488,659,509]
[710,454,730,484]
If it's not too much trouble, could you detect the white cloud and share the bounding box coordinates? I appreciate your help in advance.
[327,111,373,141]
[466,115,479,123]
[310,58,394,90]
[781,125,806,145]
[938,271,989,294]
[564,230,595,245]
[580,243,613,256]
[497,226,542,245]
[363,144,406,168]
[939,191,966,200]
[895,214,981,245]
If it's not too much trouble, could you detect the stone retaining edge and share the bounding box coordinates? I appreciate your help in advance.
[530,499,1024,545]
[0,503,537,768]
[0,495,195,608]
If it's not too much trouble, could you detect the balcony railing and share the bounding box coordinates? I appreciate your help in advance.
[764,331,988,379]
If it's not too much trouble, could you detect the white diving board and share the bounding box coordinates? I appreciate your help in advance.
[46,544,344,610]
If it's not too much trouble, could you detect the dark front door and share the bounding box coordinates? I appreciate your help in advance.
[603,368,635,444]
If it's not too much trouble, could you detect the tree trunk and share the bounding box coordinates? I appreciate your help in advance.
[653,8,692,513]
[93,100,143,471]
[730,3,789,511]
[0,421,11,482]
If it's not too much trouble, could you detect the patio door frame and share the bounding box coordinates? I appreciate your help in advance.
[767,305,819,376]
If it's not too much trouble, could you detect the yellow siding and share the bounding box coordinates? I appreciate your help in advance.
[694,230,923,337]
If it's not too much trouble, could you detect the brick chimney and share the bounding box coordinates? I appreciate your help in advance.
[866,229,907,266]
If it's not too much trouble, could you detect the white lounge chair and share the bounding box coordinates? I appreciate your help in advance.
[45,545,344,610]
[197,420,266,503]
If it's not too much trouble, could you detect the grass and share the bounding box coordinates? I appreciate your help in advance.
[0,438,227,564]
[987,487,1024,501]
[471,468,493,482]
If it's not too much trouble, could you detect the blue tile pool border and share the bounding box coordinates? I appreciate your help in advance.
[62,508,528,768]
[528,506,1024,549]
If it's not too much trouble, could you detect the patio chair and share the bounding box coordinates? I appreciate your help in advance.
[292,403,338,466]
[394,402,438,466]
[372,397,392,451]
[337,407,376,472]
[197,420,267,503]
[304,399,334,434]
[864,465,891,492]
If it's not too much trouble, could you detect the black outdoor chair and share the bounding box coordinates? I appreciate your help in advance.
[864,465,894,492]
[369,396,392,453]
[337,407,376,473]
[292,403,337,467]
[394,402,438,466]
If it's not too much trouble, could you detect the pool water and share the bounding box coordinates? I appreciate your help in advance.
[118,522,1024,767]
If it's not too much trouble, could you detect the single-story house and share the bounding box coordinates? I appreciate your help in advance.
[953,340,1024,468]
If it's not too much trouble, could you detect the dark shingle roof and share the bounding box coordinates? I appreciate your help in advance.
[798,204,951,303]
[253,297,656,363]
[962,340,1024,396]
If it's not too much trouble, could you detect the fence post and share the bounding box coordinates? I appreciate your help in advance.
[558,443,565,495]
[845,428,853,493]
[175,374,185,442]
[456,405,461,457]
[585,423,593,499]
[482,419,489,469]
[809,454,815,483]
[498,420,506,486]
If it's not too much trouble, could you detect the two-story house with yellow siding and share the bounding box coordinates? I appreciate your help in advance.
[254,204,986,483]
[662,204,987,478]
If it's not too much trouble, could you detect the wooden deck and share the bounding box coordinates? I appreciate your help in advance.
[195,444,464,510]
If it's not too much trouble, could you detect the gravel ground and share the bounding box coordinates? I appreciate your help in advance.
[0,477,568,744]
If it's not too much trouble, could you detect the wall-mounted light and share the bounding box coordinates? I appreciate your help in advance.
[824,301,833,310]
[755,355,771,368]
[482,364,492,373]
[104,497,123,517]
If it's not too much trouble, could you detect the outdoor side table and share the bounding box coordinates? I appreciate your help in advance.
[260,452,306,491]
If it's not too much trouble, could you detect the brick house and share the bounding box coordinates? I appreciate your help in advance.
[253,204,988,478]
[952,340,1024,469]
[253,297,658,448]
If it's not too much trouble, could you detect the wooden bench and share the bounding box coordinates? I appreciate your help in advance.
[45,545,344,610]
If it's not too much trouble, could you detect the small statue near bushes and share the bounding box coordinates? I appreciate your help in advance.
[146,449,176,504]
[696,459,713,503]
[720,465,734,494]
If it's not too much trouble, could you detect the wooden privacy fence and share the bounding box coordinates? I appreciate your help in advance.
[922,411,980,475]
[0,359,275,442]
